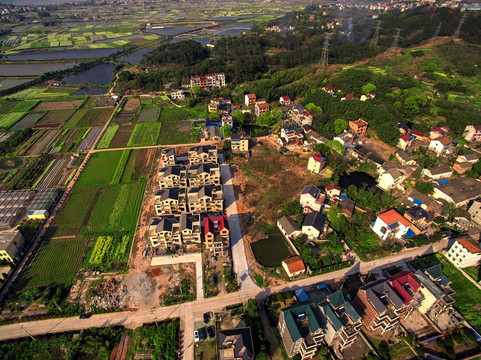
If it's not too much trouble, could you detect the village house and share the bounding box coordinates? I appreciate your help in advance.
[398,134,412,150]
[204,215,229,255]
[282,256,306,278]
[0,231,24,262]
[333,131,354,148]
[348,119,368,137]
[360,94,375,101]
[279,126,304,146]
[422,165,453,180]
[319,290,362,352]
[352,145,385,170]
[186,163,221,187]
[339,198,355,217]
[170,90,186,100]
[340,93,355,101]
[244,93,256,107]
[325,184,341,201]
[428,137,452,156]
[277,215,302,241]
[287,105,313,128]
[160,147,177,166]
[433,177,481,207]
[353,279,404,334]
[190,73,226,88]
[409,129,429,142]
[429,126,449,139]
[446,237,481,268]
[187,185,224,213]
[154,187,187,215]
[302,211,327,239]
[207,126,222,141]
[217,328,255,360]
[454,209,471,231]
[452,162,472,174]
[208,97,231,113]
[403,206,434,233]
[158,165,187,189]
[188,145,218,164]
[377,168,406,191]
[323,86,335,95]
[278,303,325,360]
[307,153,326,175]
[463,125,481,142]
[456,153,478,164]
[148,214,201,249]
[255,102,270,117]
[468,199,481,224]
[279,95,292,105]
[372,209,413,240]
[300,185,325,213]
[398,123,409,135]
[388,271,423,319]
[404,190,443,215]
[395,150,416,166]
[231,134,249,153]
[221,114,233,128]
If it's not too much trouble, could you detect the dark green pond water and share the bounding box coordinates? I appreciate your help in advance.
[251,228,293,267]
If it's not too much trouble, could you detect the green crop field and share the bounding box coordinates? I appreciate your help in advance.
[111,149,131,185]
[127,122,161,147]
[64,108,87,129]
[24,237,88,287]
[6,89,47,100]
[159,106,208,123]
[158,119,196,145]
[52,187,98,237]
[84,186,119,233]
[0,112,26,129]
[84,234,132,270]
[10,100,39,113]
[76,151,123,187]
[96,125,119,149]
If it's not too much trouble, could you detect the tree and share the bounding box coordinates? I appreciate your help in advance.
[190,85,202,96]
[443,202,458,222]
[326,140,345,155]
[334,119,348,134]
[362,82,377,94]
[415,181,434,195]
[327,205,346,232]
[281,200,303,216]
[305,102,322,114]
[232,110,245,125]
[223,140,231,150]
[220,124,232,137]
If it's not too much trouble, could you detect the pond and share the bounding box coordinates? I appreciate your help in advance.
[1,48,120,61]
[339,171,378,191]
[72,87,109,96]
[0,157,22,170]
[63,63,116,85]
[251,228,294,267]
[117,45,158,64]
[145,27,201,36]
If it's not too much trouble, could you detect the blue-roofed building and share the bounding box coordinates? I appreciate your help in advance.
[278,303,325,360]
[295,289,309,303]
[319,290,362,353]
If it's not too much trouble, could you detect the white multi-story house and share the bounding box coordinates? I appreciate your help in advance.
[377,168,406,191]
[372,209,412,240]
[428,137,452,156]
[300,185,324,213]
[446,237,481,268]
[307,153,326,174]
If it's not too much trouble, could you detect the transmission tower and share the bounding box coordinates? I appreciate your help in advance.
[389,28,402,53]
[320,33,331,69]
[452,12,467,39]
[369,21,381,47]
[432,22,442,41]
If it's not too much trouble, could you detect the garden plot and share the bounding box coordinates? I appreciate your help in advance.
[9,113,44,130]
[36,157,69,189]
[109,123,134,148]
[61,129,81,152]
[27,129,61,155]
[34,110,75,128]
[0,112,26,129]
[137,107,159,123]
[33,99,84,111]
[127,122,161,147]
[115,111,136,124]
[76,108,113,128]
[77,126,103,152]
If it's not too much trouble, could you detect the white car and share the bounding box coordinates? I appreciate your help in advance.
[194,330,200,343]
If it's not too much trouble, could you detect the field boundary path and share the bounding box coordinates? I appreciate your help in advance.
[90,140,218,153]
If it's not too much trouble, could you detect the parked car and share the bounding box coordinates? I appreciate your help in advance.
[199,327,207,340]
[194,330,200,343]
[79,313,91,319]
[207,325,215,339]
[203,312,211,324]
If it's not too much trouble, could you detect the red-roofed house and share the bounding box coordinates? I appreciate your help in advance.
[204,216,229,255]
[389,271,423,318]
[410,129,429,142]
[255,102,270,117]
[307,153,326,174]
[446,237,481,268]
[428,137,452,156]
[463,125,481,142]
[430,126,448,139]
[326,184,341,200]
[245,93,256,107]
[372,209,412,240]
[323,86,334,94]
[282,256,306,277]
[398,134,412,150]
[341,93,355,101]
[279,96,292,105]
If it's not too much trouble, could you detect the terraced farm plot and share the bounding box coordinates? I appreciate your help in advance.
[52,187,99,237]
[23,237,88,287]
[0,112,26,129]
[76,108,113,127]
[33,99,84,111]
[76,151,123,187]
[77,126,103,152]
[127,122,161,147]
[137,106,159,123]
[9,113,44,130]
[35,110,75,128]
[10,100,39,112]
[109,123,134,148]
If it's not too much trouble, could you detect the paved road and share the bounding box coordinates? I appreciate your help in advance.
[151,253,204,300]
[220,163,258,291]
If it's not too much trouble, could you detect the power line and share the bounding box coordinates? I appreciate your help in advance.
[320,33,331,69]
[389,28,402,53]
[452,12,467,39]
[369,21,381,48]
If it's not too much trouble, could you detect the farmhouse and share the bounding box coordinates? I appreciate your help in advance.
[244,93,256,107]
[468,199,481,224]
[377,168,406,191]
[307,153,326,174]
[348,119,368,137]
[255,102,270,117]
[204,215,229,255]
[279,95,292,105]
[300,185,324,213]
[231,134,249,153]
[302,211,327,239]
[187,185,224,213]
[433,177,481,207]
[446,237,481,268]
[0,231,24,263]
[277,215,302,241]
[287,105,313,127]
[282,256,306,278]
[428,137,452,156]
[188,145,218,164]
[422,165,453,180]
[217,328,255,360]
[463,125,481,142]
[148,214,201,249]
[398,134,412,150]
[372,209,412,241]
[160,147,177,166]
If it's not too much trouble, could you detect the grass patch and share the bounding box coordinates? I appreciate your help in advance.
[96,124,119,149]
[0,112,26,129]
[63,108,87,129]
[111,149,131,185]
[127,122,161,147]
[23,237,88,286]
[76,151,123,187]
[158,119,196,145]
[10,100,39,112]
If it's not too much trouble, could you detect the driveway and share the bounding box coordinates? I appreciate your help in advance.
[220,163,258,291]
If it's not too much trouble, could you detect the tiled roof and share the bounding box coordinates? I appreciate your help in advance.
[246,93,256,99]
[204,215,229,235]
[434,137,452,146]
[312,153,325,163]
[425,264,451,286]
[389,271,421,304]
[399,134,411,142]
[278,215,300,235]
[282,303,323,341]
[303,211,326,232]
[378,209,411,227]
[283,256,305,273]
[326,184,340,192]
[456,237,481,254]
[410,129,425,137]
[301,185,321,199]
[414,270,443,299]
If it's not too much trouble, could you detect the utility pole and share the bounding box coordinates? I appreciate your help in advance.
[320,33,331,69]
[432,22,442,41]
[452,12,467,40]
[21,326,36,342]
[369,21,381,47]
[389,28,402,53]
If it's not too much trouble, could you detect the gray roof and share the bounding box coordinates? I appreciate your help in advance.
[155,187,184,201]
[385,168,403,179]
[461,153,478,162]
[27,188,61,212]
[278,215,300,235]
[414,270,443,299]
[217,327,254,360]
[161,147,176,157]
[180,213,199,230]
[159,165,185,177]
[362,279,404,313]
[339,198,355,214]
[435,177,481,205]
[189,145,217,155]
[396,150,413,162]
[0,231,22,251]
[208,126,221,138]
[426,165,452,176]
[405,206,434,222]
[302,211,326,232]
[188,163,219,175]
[149,216,178,232]
[301,185,321,199]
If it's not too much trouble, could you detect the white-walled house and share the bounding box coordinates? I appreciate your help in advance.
[428,137,452,156]
[300,185,325,213]
[372,209,412,240]
[446,237,481,268]
[307,153,326,174]
[377,168,406,191]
